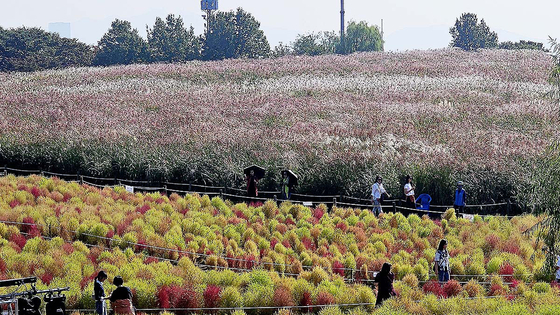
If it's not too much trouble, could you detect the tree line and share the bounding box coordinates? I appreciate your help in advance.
[0,10,549,73]
[449,13,547,51]
[0,8,384,72]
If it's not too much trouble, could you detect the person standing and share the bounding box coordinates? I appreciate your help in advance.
[454,181,466,215]
[403,175,415,208]
[246,169,258,198]
[371,175,390,216]
[374,262,396,307]
[556,255,560,283]
[280,171,291,200]
[94,271,108,315]
[434,239,450,283]
[109,276,135,315]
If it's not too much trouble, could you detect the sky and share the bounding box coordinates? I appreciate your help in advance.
[1,0,559,51]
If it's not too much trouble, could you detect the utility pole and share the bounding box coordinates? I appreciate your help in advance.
[340,0,345,54]
[381,19,384,51]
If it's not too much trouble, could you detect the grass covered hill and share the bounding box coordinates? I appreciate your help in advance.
[0,175,559,315]
[0,49,557,204]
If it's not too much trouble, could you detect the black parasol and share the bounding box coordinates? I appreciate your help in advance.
[282,169,298,186]
[244,165,266,179]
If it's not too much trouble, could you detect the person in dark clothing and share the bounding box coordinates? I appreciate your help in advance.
[246,169,258,197]
[374,262,396,307]
[109,276,134,315]
[94,271,108,315]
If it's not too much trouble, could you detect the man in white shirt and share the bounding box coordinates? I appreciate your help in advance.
[371,175,390,217]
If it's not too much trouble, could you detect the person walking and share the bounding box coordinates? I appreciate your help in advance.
[94,271,108,315]
[403,175,416,209]
[454,181,466,215]
[371,175,390,216]
[434,239,450,283]
[109,276,135,315]
[374,262,396,307]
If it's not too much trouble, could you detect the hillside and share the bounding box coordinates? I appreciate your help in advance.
[0,175,559,314]
[0,49,557,203]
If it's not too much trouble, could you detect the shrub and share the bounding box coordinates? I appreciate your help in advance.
[533,282,551,294]
[402,274,419,288]
[315,291,335,306]
[220,286,242,308]
[464,279,484,297]
[204,284,222,309]
[442,280,462,297]
[273,286,295,307]
[422,280,444,297]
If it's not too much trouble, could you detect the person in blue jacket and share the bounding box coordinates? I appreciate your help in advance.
[454,181,466,215]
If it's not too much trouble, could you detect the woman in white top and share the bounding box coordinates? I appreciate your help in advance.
[371,175,390,217]
[403,175,415,209]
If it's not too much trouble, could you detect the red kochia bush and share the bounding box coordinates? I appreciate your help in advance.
[203,285,222,309]
[314,291,335,306]
[442,280,462,297]
[499,262,514,283]
[332,261,345,277]
[158,285,201,313]
[422,280,445,297]
[273,287,295,307]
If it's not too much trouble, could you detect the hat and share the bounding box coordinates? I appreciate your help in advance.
[457,181,463,186]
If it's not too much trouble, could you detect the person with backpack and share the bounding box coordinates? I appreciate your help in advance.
[434,239,450,283]
[109,276,135,315]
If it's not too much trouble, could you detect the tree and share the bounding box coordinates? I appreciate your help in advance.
[203,8,270,60]
[147,14,201,63]
[524,38,560,281]
[93,19,148,66]
[449,13,498,50]
[0,26,93,72]
[498,40,546,51]
[272,42,292,58]
[343,21,383,53]
[292,31,339,56]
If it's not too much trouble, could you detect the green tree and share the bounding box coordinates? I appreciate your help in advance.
[147,14,201,62]
[498,40,546,51]
[525,38,560,281]
[449,13,498,50]
[0,26,92,72]
[343,20,383,53]
[292,31,339,56]
[272,42,292,58]
[93,19,148,66]
[203,8,270,60]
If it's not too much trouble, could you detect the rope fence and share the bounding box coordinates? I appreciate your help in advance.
[1,219,533,285]
[0,166,520,217]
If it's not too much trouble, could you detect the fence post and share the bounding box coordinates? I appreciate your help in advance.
[188,183,192,192]
[219,188,223,199]
[333,197,337,208]
[164,185,168,196]
[507,198,511,216]
[392,201,396,213]
[80,176,84,185]
[40,169,44,177]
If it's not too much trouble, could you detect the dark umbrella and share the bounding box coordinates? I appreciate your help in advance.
[244,165,266,179]
[282,169,298,186]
